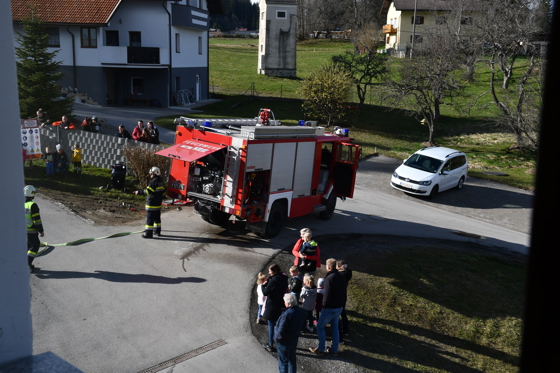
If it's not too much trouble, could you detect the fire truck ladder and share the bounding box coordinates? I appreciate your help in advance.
[222,146,241,209]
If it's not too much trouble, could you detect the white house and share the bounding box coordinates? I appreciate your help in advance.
[11,0,224,107]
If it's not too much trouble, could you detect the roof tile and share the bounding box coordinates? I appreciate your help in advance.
[11,0,122,25]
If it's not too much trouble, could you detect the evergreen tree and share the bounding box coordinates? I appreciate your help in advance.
[15,8,73,121]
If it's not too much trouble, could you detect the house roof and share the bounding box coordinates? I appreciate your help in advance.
[381,0,475,15]
[11,0,122,25]
[12,0,225,24]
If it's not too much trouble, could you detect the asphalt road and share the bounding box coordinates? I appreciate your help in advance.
[30,103,532,372]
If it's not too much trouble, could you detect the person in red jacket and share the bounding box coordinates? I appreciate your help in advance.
[132,120,144,140]
[291,228,321,275]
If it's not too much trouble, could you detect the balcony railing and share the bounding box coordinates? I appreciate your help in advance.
[382,25,397,34]
[127,47,160,64]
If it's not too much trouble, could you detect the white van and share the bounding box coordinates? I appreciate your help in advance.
[390,147,468,198]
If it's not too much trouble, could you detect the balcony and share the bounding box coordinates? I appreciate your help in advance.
[127,47,160,64]
[382,25,397,34]
[172,3,209,30]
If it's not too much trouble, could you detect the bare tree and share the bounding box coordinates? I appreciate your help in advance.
[489,45,542,150]
[472,0,549,149]
[332,50,388,108]
[382,31,463,146]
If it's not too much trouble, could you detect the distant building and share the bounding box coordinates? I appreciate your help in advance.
[380,0,474,56]
[258,0,297,78]
[11,0,223,107]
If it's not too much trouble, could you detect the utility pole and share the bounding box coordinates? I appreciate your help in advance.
[410,0,418,58]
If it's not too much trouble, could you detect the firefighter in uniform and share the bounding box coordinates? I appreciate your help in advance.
[24,185,44,272]
[134,167,165,238]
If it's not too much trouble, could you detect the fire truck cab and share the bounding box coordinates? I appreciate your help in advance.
[156,123,360,238]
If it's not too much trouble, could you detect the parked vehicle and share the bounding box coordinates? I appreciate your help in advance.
[156,119,360,237]
[390,147,468,198]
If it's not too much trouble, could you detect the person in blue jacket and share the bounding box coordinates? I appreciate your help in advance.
[274,293,306,373]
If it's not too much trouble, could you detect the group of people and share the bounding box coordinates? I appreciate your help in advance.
[42,143,82,178]
[256,228,352,373]
[36,109,102,132]
[121,120,160,144]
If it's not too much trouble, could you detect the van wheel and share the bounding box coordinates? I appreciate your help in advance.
[455,177,465,190]
[263,201,286,238]
[319,192,337,220]
[428,185,439,199]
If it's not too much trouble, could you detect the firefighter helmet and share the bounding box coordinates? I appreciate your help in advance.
[24,185,37,198]
[149,166,161,176]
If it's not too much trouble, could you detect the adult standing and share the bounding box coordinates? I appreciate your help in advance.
[133,167,165,238]
[309,258,347,357]
[36,108,50,128]
[24,185,44,273]
[337,259,352,343]
[261,263,289,352]
[53,144,69,177]
[53,115,75,130]
[291,228,321,276]
[147,121,160,144]
[274,293,306,373]
[132,120,144,140]
[116,125,132,139]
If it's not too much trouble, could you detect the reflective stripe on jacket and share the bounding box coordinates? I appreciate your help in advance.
[25,200,43,233]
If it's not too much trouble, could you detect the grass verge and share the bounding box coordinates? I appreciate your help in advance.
[331,236,524,372]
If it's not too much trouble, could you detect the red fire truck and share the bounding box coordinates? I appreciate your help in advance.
[156,121,360,237]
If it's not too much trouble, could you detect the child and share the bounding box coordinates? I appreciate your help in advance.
[298,229,318,270]
[256,272,267,324]
[288,266,303,302]
[72,143,82,178]
[43,146,54,178]
[300,274,317,332]
[314,277,325,326]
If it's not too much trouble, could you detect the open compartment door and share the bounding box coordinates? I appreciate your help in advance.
[333,143,360,198]
[155,140,227,199]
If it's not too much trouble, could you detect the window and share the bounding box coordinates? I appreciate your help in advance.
[131,77,144,95]
[410,35,423,43]
[46,27,60,47]
[277,11,286,18]
[436,16,447,25]
[175,33,180,53]
[129,32,141,47]
[411,16,424,25]
[175,77,181,91]
[198,36,202,55]
[105,30,119,46]
[81,27,97,48]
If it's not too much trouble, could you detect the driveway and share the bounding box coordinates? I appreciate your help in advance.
[29,103,532,372]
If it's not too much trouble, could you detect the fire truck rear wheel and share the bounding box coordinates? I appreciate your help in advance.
[319,192,337,220]
[263,201,286,238]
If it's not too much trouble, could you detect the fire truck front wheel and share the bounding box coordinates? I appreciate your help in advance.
[262,201,287,238]
[208,208,231,227]
[319,192,337,220]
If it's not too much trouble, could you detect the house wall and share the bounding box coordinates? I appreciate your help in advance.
[385,2,451,52]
